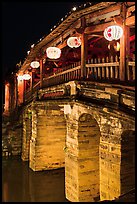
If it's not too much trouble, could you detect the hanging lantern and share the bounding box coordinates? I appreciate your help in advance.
[67,37,81,48]
[46,47,61,59]
[30,61,40,68]
[22,73,31,80]
[17,75,24,81]
[104,25,123,41]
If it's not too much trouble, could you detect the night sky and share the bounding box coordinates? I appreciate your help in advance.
[2,1,85,80]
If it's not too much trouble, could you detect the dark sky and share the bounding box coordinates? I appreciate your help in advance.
[2,1,85,80]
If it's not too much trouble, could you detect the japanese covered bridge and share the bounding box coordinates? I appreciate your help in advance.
[2,2,135,202]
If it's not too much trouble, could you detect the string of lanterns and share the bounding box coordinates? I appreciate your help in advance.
[26,3,92,57]
[22,4,124,78]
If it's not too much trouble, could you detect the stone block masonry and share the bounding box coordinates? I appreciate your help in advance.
[65,102,135,202]
[29,101,66,171]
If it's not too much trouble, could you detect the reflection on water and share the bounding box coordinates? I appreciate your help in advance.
[2,156,68,202]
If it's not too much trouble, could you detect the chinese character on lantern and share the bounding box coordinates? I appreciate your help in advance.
[67,37,81,48]
[46,47,61,59]
[104,25,123,41]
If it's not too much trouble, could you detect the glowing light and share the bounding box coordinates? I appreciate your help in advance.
[67,37,81,48]
[72,7,77,11]
[31,44,35,48]
[46,47,61,59]
[116,42,120,51]
[27,51,30,55]
[22,73,31,80]
[17,75,24,81]
[30,61,40,68]
[104,25,123,41]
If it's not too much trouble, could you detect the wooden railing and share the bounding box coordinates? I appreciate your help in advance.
[127,61,135,81]
[86,56,119,80]
[24,56,135,101]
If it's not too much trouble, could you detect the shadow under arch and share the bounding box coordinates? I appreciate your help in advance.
[120,130,135,194]
[78,113,101,202]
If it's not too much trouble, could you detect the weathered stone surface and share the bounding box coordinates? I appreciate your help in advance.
[3,81,134,202]
[29,101,66,171]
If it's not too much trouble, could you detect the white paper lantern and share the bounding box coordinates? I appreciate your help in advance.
[30,61,40,68]
[17,75,24,81]
[67,37,81,48]
[22,73,31,80]
[104,25,123,41]
[46,47,61,59]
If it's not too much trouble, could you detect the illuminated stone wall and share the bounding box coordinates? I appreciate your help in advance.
[65,104,101,202]
[2,116,22,157]
[19,81,135,202]
[22,107,32,161]
[65,103,135,202]
[29,101,66,171]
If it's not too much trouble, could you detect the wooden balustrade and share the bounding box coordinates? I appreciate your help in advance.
[127,61,135,81]
[24,56,135,101]
[86,55,119,81]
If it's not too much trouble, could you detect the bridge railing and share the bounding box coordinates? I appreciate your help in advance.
[127,61,135,81]
[24,55,135,101]
[86,56,119,81]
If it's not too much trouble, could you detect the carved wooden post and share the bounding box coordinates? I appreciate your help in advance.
[17,73,24,105]
[40,59,44,88]
[14,74,18,108]
[120,3,130,81]
[81,17,88,79]
[30,71,34,93]
[23,79,27,102]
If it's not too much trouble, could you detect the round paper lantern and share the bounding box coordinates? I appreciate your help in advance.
[46,47,61,59]
[104,25,123,41]
[67,37,81,48]
[30,61,40,68]
[22,73,31,80]
[17,75,24,81]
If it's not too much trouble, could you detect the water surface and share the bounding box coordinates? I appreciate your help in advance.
[2,156,68,202]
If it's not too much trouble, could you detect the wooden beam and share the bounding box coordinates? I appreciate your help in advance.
[87,3,120,19]
[125,16,135,26]
[85,21,115,34]
[126,5,135,18]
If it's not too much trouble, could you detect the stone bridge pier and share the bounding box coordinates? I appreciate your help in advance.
[22,101,67,171]
[64,103,135,202]
[21,99,135,202]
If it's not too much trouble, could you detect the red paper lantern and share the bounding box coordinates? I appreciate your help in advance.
[67,37,81,48]
[104,25,123,41]
[46,47,61,59]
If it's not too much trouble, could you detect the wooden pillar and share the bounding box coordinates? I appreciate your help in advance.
[119,3,130,81]
[4,82,10,113]
[40,59,44,88]
[30,71,34,93]
[23,79,27,102]
[14,74,18,108]
[17,76,24,105]
[81,17,88,79]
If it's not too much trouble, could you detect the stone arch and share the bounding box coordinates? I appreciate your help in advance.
[77,113,101,202]
[120,130,135,194]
